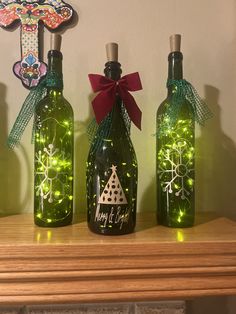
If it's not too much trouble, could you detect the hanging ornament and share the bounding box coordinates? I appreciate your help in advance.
[0,0,74,89]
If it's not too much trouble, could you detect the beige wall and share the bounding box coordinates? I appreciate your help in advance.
[0,0,236,217]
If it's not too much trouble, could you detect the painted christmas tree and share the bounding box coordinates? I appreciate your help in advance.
[98,165,128,205]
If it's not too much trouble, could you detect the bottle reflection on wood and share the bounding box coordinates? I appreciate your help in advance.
[87,43,138,235]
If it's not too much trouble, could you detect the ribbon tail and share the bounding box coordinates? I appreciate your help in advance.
[7,85,47,149]
[87,117,98,143]
[119,88,142,130]
[92,89,116,124]
[185,81,213,125]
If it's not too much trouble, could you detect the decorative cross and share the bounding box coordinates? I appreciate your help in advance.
[0,0,74,89]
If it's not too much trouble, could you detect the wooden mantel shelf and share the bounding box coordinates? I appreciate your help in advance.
[0,212,236,305]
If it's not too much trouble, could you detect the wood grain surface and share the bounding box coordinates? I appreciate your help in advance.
[0,212,235,305]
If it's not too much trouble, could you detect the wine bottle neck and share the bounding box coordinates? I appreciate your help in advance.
[103,61,127,132]
[47,50,63,93]
[104,61,122,81]
[167,51,183,96]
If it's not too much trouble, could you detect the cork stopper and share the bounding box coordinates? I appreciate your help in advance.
[106,42,118,62]
[50,34,62,51]
[170,34,181,52]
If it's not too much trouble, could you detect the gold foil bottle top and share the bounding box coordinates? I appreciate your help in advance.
[106,42,118,62]
[170,34,181,52]
[50,34,62,51]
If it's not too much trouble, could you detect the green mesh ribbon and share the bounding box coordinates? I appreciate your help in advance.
[7,71,63,149]
[87,103,131,152]
[157,79,213,136]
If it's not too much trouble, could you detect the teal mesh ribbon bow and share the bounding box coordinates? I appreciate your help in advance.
[157,79,213,136]
[7,71,63,149]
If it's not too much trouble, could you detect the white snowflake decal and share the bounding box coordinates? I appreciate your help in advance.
[157,119,194,209]
[35,143,70,206]
[158,141,194,198]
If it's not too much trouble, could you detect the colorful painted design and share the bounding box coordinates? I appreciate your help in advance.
[0,0,74,88]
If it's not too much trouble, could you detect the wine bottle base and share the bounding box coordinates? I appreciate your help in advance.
[158,219,194,228]
[34,217,72,228]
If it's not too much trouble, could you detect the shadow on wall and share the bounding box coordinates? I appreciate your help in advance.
[0,83,24,216]
[196,85,236,220]
[139,174,156,213]
[73,94,94,223]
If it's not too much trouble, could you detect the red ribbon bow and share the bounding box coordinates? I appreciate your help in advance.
[88,72,142,130]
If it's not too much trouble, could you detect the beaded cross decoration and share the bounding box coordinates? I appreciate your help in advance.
[0,0,74,89]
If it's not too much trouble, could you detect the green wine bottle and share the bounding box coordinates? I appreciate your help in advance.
[156,34,195,228]
[87,43,138,235]
[34,34,74,227]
